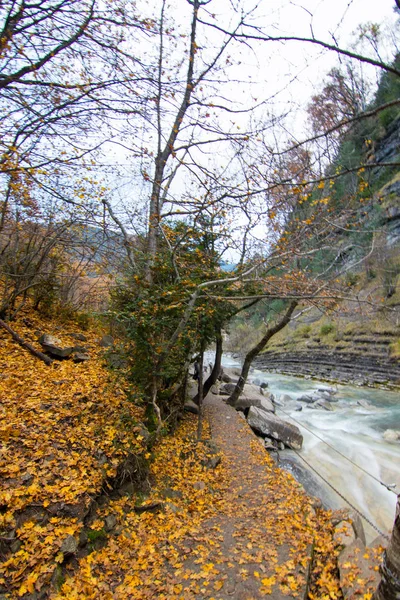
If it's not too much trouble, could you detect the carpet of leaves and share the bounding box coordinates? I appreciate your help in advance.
[0,309,146,598]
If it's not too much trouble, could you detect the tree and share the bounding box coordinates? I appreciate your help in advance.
[374,495,400,600]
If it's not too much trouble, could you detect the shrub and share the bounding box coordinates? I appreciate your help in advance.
[295,325,312,338]
[320,323,335,336]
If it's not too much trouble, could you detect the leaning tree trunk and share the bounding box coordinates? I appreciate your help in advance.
[197,343,205,441]
[192,329,223,405]
[374,494,400,600]
[228,300,298,406]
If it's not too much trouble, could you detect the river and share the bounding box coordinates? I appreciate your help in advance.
[219,353,400,543]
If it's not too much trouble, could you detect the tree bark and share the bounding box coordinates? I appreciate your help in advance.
[227,300,298,406]
[192,328,223,404]
[374,495,400,600]
[0,318,53,366]
[197,343,205,441]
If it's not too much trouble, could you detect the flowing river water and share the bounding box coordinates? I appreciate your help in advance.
[218,353,400,543]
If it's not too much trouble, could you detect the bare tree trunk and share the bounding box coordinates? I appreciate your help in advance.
[145,0,199,283]
[228,301,298,406]
[197,343,205,441]
[192,328,223,404]
[0,318,53,366]
[374,495,400,600]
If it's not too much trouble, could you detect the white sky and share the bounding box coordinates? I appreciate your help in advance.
[105,0,399,248]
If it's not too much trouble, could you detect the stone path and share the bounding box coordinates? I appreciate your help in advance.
[178,390,315,599]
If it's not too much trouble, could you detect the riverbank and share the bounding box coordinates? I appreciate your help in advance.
[219,354,400,544]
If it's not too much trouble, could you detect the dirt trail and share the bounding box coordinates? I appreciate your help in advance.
[176,391,315,599]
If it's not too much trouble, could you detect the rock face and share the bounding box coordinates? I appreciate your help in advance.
[253,339,400,388]
[247,406,303,450]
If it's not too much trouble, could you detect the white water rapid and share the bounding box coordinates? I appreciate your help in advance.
[219,353,400,543]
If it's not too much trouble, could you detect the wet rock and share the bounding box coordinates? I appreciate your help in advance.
[247,406,303,450]
[298,393,318,404]
[307,399,334,411]
[10,540,22,553]
[383,429,400,442]
[203,456,221,469]
[357,399,373,409]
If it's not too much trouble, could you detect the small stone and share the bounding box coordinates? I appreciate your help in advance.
[70,333,88,341]
[104,515,117,532]
[193,481,206,490]
[60,535,78,555]
[202,456,221,469]
[99,335,114,348]
[78,530,88,547]
[72,345,88,353]
[73,353,90,363]
[21,472,33,483]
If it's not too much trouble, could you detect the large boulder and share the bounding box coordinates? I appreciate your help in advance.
[39,334,74,358]
[184,400,199,415]
[243,383,265,396]
[219,382,236,395]
[234,393,274,413]
[220,367,241,383]
[247,407,303,449]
